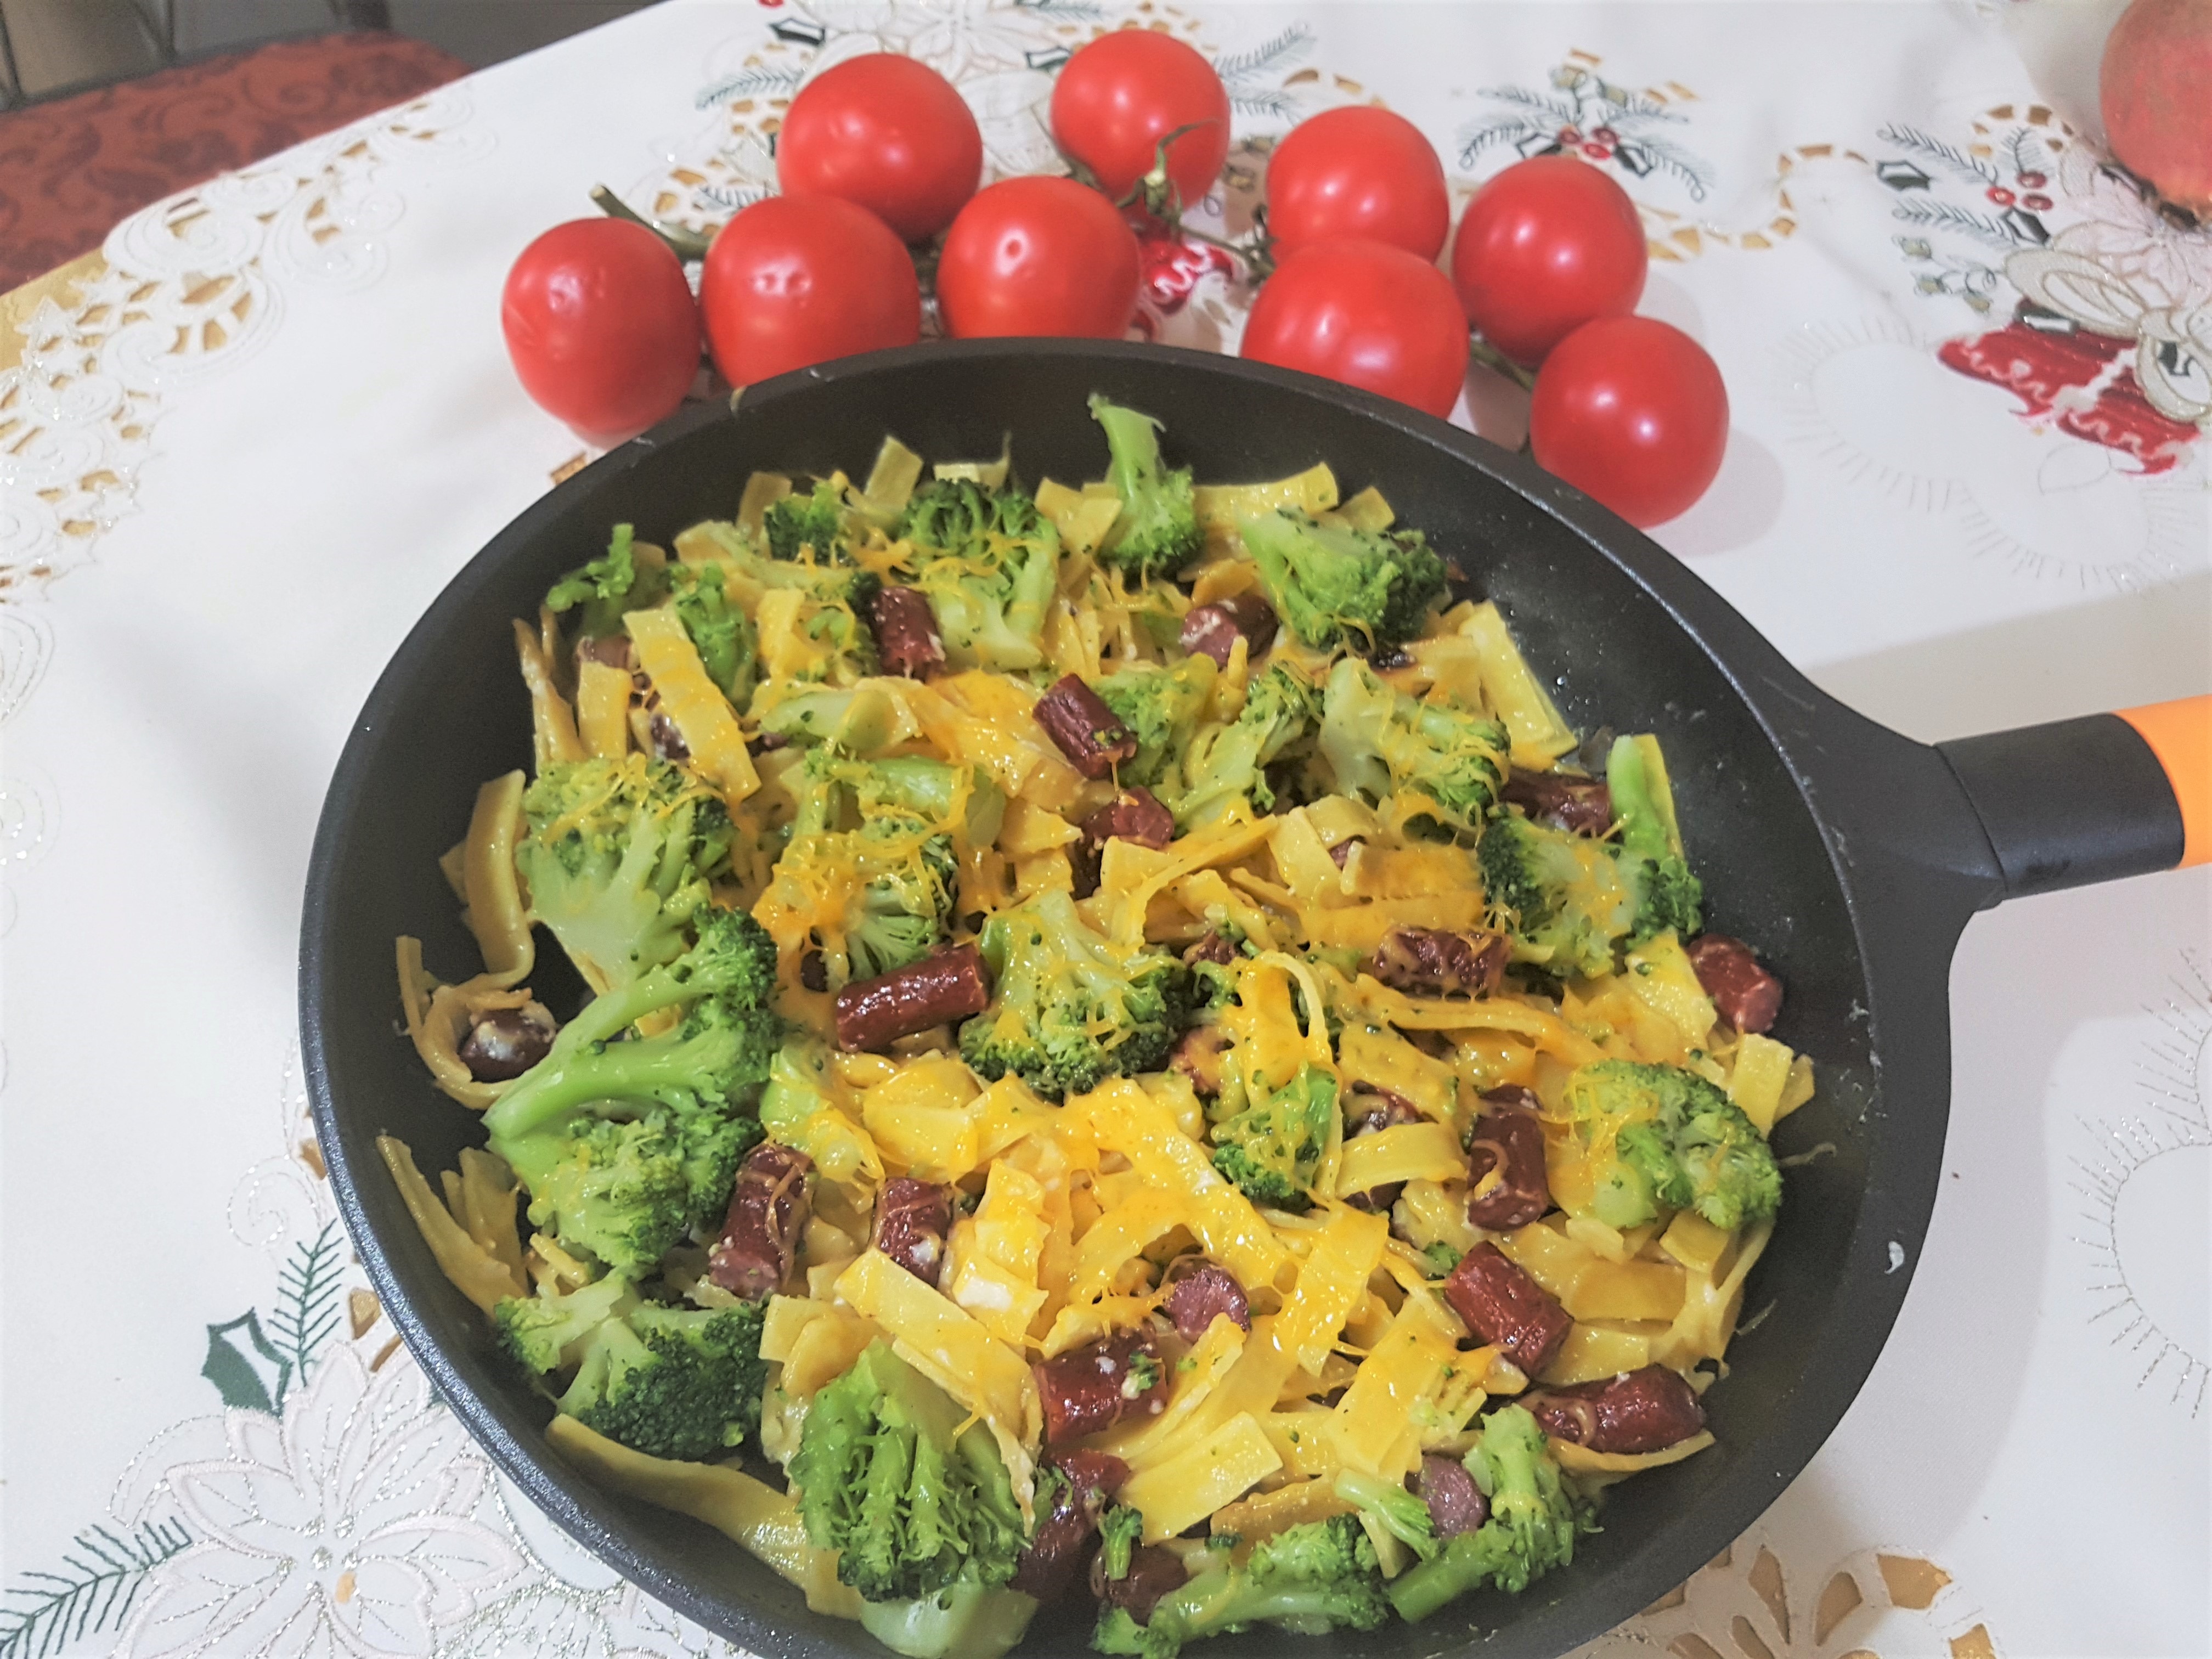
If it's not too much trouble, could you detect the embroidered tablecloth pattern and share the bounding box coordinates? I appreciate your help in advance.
[2,4,2205,1656]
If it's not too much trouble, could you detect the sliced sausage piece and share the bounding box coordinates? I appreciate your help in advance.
[648,709,691,762]
[1328,836,1363,870]
[1419,1453,1488,1538]
[1341,1088,1424,1214]
[1465,1088,1551,1231]
[1525,1364,1707,1454]
[1686,934,1785,1034]
[1035,1330,1172,1446]
[870,584,945,680]
[834,945,991,1052]
[1346,1087,1423,1136]
[1035,675,1138,779]
[1371,926,1508,999]
[575,633,636,674]
[1179,594,1278,668]
[1011,1451,1130,1603]
[1163,1260,1250,1339]
[1082,787,1175,852]
[1500,771,1613,837]
[1182,932,1238,967]
[1441,1242,1572,1376]
[1170,1025,1231,1098]
[1097,1545,1188,1622]
[708,1143,812,1299]
[872,1177,954,1287]
[459,1005,556,1082]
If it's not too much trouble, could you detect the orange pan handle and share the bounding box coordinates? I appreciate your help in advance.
[1938,695,2207,901]
[2118,696,2210,869]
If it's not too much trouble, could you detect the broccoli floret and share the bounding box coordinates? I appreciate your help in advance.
[1389,1406,1591,1622]
[896,479,1062,673]
[515,755,734,997]
[764,479,850,564]
[792,1341,1027,1603]
[1094,1515,1390,1658]
[1208,1064,1335,1211]
[758,1031,836,1144]
[1239,509,1450,654]
[1099,1505,1146,1581]
[479,912,779,1272]
[1317,657,1508,840]
[666,563,758,707]
[1093,657,1217,790]
[1421,1241,1464,1277]
[484,907,782,1138]
[1088,396,1202,580]
[1332,1470,1440,1562]
[1563,1059,1781,1231]
[494,1104,755,1280]
[681,519,879,684]
[1165,662,1320,830]
[548,523,667,640]
[959,890,1193,1101]
[555,1299,770,1460]
[493,1272,639,1375]
[763,753,981,990]
[1478,738,1702,979]
[1476,813,1635,980]
[1605,735,1703,942]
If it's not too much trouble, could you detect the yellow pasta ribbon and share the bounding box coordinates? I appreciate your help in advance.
[624,608,758,803]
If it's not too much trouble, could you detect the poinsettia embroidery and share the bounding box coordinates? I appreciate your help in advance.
[114,1345,522,1657]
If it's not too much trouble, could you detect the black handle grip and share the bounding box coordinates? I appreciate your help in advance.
[1938,713,2185,904]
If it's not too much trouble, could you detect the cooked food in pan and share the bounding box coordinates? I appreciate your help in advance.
[380,393,1809,1659]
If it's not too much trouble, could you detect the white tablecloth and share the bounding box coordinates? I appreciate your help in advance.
[3,3,2207,1656]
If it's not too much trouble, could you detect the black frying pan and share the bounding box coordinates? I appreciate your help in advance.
[300,340,2205,1659]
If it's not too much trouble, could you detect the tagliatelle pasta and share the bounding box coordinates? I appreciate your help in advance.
[381,396,1817,1658]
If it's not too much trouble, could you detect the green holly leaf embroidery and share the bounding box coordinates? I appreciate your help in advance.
[200,1311,289,1412]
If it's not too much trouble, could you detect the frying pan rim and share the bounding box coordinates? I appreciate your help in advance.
[301,336,1978,1659]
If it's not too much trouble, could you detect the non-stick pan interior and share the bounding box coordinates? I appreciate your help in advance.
[304,342,1921,1659]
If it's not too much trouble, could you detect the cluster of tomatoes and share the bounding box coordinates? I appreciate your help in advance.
[499,30,1728,528]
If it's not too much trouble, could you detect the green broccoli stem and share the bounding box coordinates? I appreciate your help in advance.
[1154,1568,1350,1643]
[1606,736,1671,865]
[859,1582,1038,1659]
[1092,397,1167,504]
[1386,1531,1494,1623]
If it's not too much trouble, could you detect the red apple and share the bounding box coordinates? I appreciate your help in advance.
[2101,0,2212,211]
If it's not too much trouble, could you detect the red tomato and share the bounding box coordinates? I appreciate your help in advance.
[777,54,983,242]
[1453,155,1647,365]
[1049,29,1231,207]
[698,194,920,386]
[1265,106,1450,260]
[1239,238,1469,419]
[938,176,1141,340]
[500,218,701,446]
[1528,316,1728,528]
